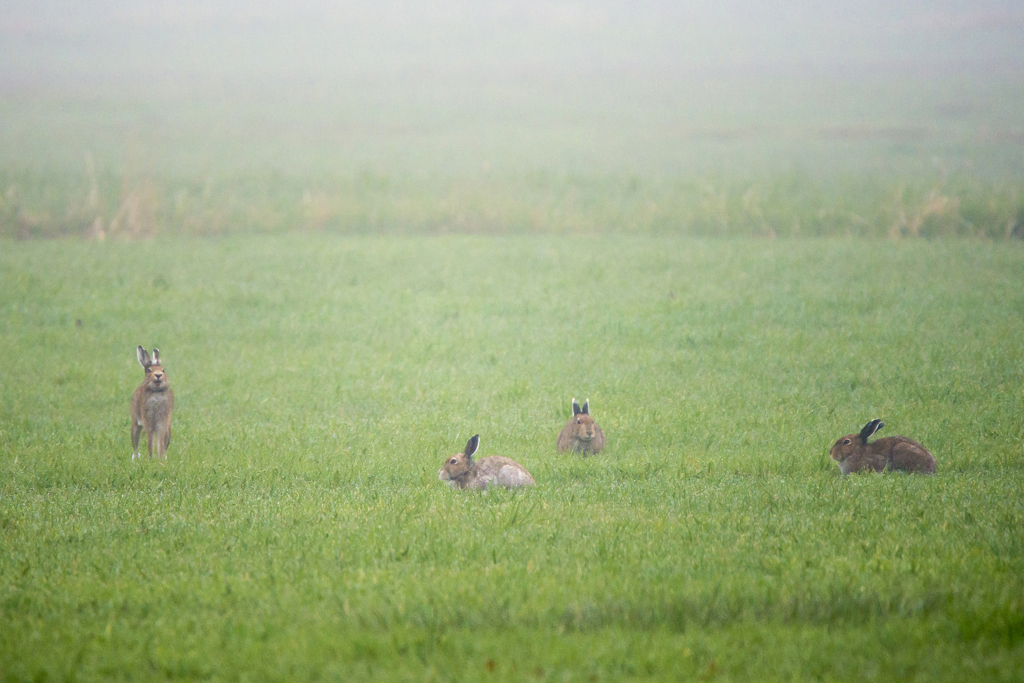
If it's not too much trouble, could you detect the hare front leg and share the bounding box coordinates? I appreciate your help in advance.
[157,427,171,461]
[131,421,143,460]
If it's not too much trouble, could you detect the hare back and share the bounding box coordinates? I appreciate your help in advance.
[476,456,535,488]
[556,425,574,452]
[130,384,147,422]
[876,436,936,474]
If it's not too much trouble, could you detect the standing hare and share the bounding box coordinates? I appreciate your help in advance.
[131,346,174,461]
[438,435,535,491]
[830,419,936,475]
[557,398,605,455]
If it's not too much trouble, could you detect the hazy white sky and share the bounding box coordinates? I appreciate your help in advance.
[1,1,1021,178]
[2,0,1022,86]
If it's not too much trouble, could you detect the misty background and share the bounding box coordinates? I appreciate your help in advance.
[1,1,1022,235]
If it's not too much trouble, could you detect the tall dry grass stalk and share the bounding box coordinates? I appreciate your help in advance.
[888,187,961,240]
[107,179,157,239]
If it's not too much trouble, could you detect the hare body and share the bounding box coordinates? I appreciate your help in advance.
[438,435,535,491]
[875,436,937,475]
[830,419,935,475]
[131,346,174,461]
[832,446,887,475]
[557,398,605,455]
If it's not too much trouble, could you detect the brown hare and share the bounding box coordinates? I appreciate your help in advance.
[557,398,605,455]
[131,346,174,461]
[830,419,936,475]
[438,435,535,491]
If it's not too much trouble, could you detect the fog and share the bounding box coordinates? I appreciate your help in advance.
[2,1,1022,180]
[4,1,1022,87]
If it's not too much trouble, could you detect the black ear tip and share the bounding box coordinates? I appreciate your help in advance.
[858,418,885,441]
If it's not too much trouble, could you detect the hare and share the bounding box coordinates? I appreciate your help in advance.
[830,419,936,475]
[131,346,174,461]
[438,435,535,491]
[557,398,605,455]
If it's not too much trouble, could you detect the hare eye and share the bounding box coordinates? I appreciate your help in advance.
[843,439,851,445]
[450,458,457,465]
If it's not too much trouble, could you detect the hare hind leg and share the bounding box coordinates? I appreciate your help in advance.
[887,441,936,474]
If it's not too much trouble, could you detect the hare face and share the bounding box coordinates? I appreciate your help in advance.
[830,435,857,463]
[438,452,471,483]
[145,362,170,391]
[573,414,599,442]
[438,435,480,487]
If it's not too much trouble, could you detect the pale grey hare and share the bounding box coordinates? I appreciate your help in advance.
[131,346,174,461]
[438,435,535,490]
[557,398,605,455]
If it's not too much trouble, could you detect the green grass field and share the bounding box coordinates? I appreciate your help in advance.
[3,4,1024,679]
[1,236,1022,681]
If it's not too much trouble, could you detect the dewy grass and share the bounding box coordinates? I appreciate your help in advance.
[1,236,1023,681]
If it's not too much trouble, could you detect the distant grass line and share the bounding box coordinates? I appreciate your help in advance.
[2,167,1023,239]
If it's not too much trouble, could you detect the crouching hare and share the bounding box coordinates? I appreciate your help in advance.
[438,435,535,491]
[131,346,174,460]
[557,398,605,455]
[830,419,936,475]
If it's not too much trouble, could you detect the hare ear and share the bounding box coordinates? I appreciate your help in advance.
[859,419,883,442]
[464,434,480,460]
[137,346,150,368]
[572,399,582,416]
[152,348,161,365]
[582,399,590,415]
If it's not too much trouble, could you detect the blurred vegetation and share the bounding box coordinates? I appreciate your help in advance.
[4,165,1019,240]
[2,42,1022,241]
[2,166,1022,240]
